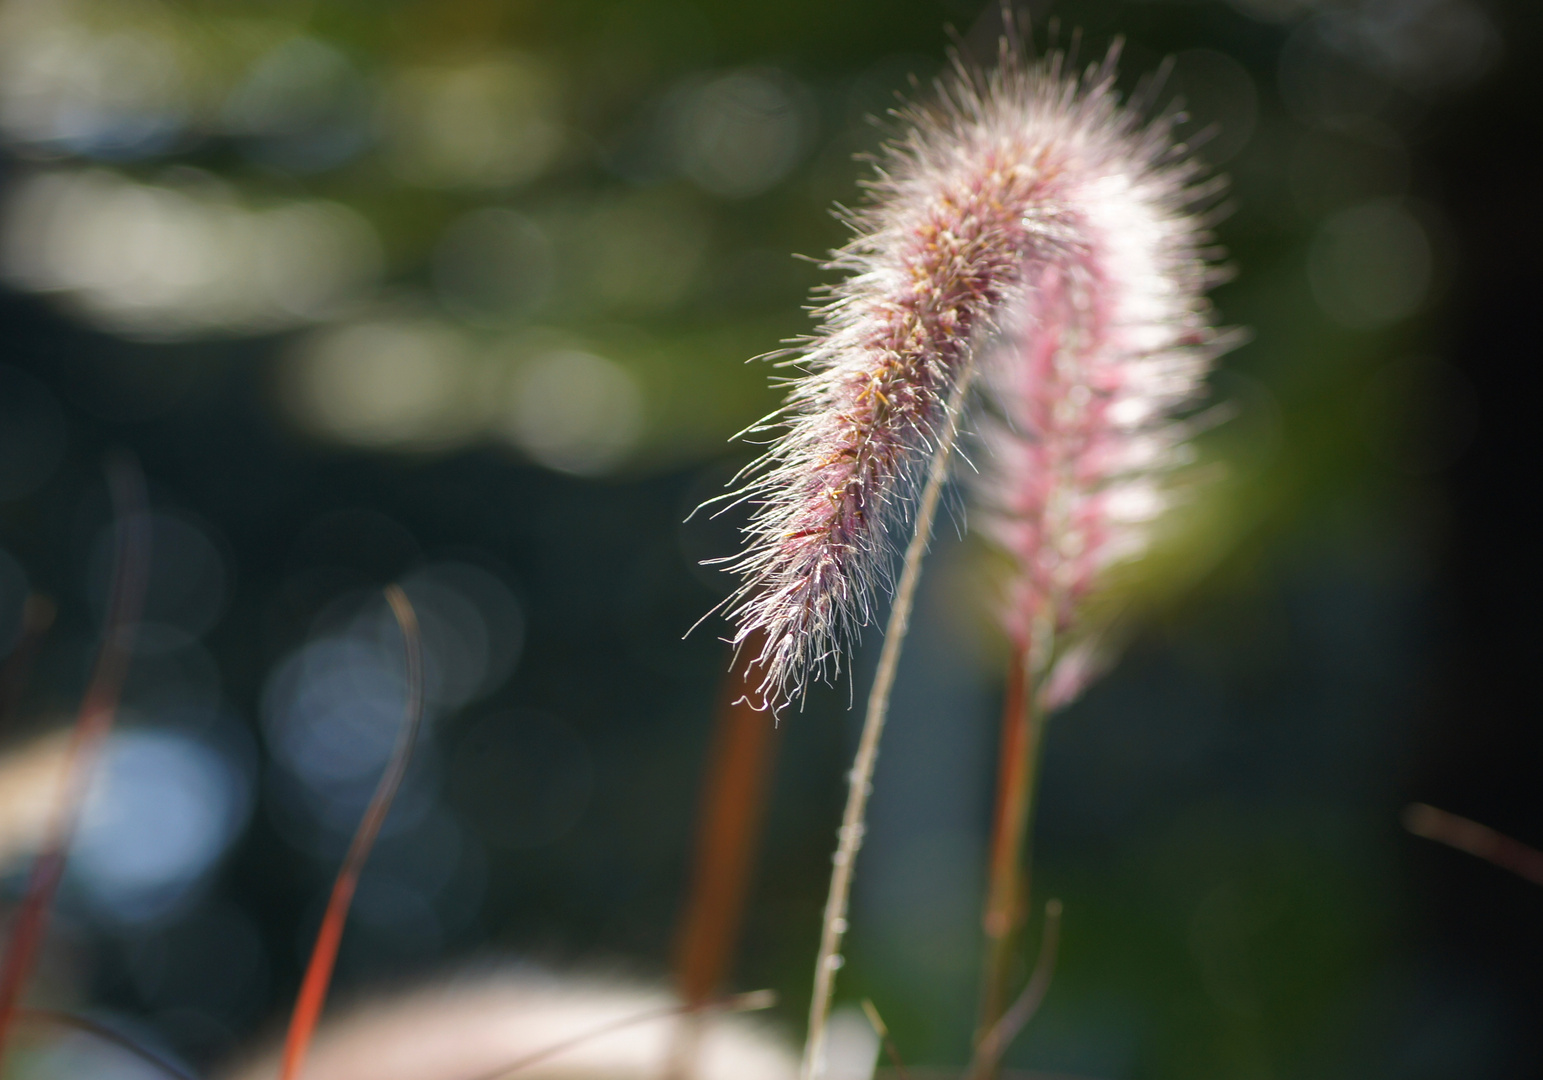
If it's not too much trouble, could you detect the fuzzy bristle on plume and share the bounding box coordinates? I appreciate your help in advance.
[715,37,1232,712]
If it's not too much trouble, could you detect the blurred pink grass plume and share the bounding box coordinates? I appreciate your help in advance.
[970,50,1237,702]
[715,33,1231,714]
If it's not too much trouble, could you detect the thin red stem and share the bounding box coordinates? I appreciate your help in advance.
[278,585,423,1080]
[978,642,1042,1058]
[0,456,150,1060]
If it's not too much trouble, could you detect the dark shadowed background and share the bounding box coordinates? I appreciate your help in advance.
[1,0,1539,1077]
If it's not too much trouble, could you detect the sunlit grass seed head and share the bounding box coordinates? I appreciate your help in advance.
[714,38,1233,713]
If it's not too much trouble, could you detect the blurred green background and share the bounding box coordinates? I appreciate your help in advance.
[1,0,1538,1077]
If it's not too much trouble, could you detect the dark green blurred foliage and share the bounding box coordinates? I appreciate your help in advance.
[1,0,1536,1077]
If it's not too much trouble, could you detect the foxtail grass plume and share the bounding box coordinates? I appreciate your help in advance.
[720,39,1230,712]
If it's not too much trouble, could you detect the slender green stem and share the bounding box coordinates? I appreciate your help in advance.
[799,366,976,1080]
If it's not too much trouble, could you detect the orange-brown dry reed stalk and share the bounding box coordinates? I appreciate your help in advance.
[0,455,151,1062]
[669,637,781,1077]
[278,585,424,1080]
[978,649,1039,1034]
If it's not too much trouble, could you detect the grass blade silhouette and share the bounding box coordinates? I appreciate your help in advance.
[966,899,1062,1080]
[464,990,775,1080]
[860,1000,911,1080]
[17,1008,199,1080]
[1404,803,1543,888]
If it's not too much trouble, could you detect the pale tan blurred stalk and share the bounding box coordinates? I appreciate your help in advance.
[0,732,71,872]
[220,976,793,1080]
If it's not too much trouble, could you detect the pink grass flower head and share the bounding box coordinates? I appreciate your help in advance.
[970,52,1236,708]
[719,38,1232,713]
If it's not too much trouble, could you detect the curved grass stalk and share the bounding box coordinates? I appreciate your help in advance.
[464,990,775,1080]
[966,898,1063,1080]
[16,1008,199,1080]
[978,643,1045,1043]
[0,455,150,1060]
[799,364,975,1080]
[278,585,424,1080]
[1403,803,1543,888]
